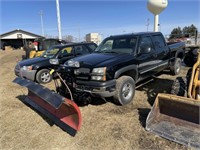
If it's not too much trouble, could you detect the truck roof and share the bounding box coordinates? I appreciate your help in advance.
[51,42,97,49]
[108,32,162,38]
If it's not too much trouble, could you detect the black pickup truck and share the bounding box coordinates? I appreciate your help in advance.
[57,32,185,105]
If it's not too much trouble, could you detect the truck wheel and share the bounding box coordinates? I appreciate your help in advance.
[171,77,188,97]
[36,69,52,84]
[184,53,195,67]
[113,76,135,105]
[171,58,181,75]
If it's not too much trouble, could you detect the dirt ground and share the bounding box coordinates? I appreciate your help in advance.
[0,49,193,150]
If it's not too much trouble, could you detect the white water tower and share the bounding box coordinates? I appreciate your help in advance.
[147,0,168,32]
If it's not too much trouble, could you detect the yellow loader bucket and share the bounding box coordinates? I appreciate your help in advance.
[35,50,45,57]
[146,93,200,148]
[29,50,36,58]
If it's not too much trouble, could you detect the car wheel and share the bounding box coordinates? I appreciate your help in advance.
[36,69,52,84]
[171,58,181,75]
[113,76,135,105]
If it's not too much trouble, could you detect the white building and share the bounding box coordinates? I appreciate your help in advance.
[86,33,101,45]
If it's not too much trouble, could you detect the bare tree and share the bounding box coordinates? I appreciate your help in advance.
[63,35,74,42]
[45,34,55,38]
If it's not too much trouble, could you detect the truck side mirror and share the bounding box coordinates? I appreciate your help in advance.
[145,47,151,53]
[140,44,151,54]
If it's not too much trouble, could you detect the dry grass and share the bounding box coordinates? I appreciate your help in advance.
[0,50,192,150]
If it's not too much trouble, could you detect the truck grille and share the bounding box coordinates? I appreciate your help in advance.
[74,68,90,80]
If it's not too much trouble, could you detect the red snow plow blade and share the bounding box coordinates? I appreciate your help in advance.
[13,77,81,136]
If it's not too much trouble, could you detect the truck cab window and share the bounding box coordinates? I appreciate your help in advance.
[139,37,152,54]
[152,35,166,49]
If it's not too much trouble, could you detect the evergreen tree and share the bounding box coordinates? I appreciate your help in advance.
[170,26,182,39]
[170,24,198,39]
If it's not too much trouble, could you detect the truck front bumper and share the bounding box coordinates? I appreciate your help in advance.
[75,79,116,97]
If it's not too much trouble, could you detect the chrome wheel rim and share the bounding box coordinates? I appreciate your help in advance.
[176,61,181,73]
[41,72,50,83]
[122,82,133,101]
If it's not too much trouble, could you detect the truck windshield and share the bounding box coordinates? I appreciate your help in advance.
[95,37,137,54]
[41,47,60,58]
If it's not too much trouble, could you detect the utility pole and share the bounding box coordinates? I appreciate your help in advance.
[78,24,80,42]
[56,0,62,40]
[39,10,44,36]
[195,29,198,45]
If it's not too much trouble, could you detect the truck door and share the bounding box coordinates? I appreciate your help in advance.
[151,34,170,72]
[137,36,158,80]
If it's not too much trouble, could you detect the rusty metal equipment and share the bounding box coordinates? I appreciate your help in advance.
[146,52,200,148]
[13,77,81,136]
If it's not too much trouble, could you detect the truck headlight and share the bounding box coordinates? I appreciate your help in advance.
[91,67,106,81]
[67,60,80,67]
[22,66,33,71]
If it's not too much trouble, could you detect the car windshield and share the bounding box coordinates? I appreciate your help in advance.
[41,46,60,58]
[95,37,137,54]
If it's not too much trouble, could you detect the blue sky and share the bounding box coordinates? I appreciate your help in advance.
[0,0,199,40]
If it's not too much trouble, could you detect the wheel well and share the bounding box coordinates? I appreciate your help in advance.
[119,70,137,81]
[35,68,41,81]
[177,51,184,59]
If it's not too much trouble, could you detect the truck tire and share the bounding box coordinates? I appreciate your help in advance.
[171,77,188,97]
[36,69,52,84]
[184,53,195,67]
[171,58,181,75]
[113,76,135,105]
